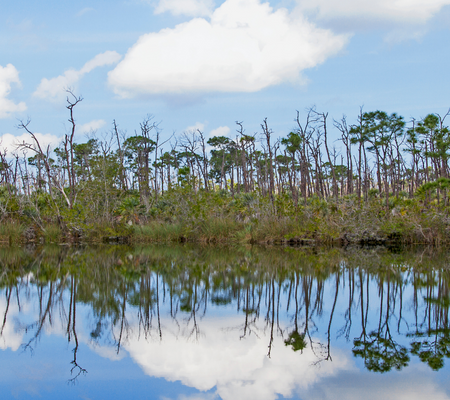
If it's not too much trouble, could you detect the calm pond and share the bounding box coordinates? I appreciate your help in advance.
[0,244,449,400]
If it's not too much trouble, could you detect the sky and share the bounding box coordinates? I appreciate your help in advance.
[1,0,450,154]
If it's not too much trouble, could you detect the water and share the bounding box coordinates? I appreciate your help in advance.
[0,244,449,400]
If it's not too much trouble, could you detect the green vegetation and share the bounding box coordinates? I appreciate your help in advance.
[1,95,450,245]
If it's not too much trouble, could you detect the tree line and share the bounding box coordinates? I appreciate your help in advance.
[0,91,449,240]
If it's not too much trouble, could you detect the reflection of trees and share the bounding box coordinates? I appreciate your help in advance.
[67,276,87,383]
[1,286,13,336]
[135,271,160,340]
[282,267,333,364]
[409,269,450,370]
[239,284,261,340]
[284,272,308,353]
[353,331,409,372]
[18,258,89,382]
[410,328,450,370]
[1,244,450,377]
[337,269,355,341]
[353,266,410,372]
[22,280,55,353]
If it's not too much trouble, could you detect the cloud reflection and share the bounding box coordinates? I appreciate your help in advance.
[122,316,351,400]
[0,297,25,351]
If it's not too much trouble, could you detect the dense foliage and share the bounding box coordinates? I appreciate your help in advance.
[1,94,450,244]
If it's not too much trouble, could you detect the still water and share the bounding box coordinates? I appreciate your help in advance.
[0,244,449,400]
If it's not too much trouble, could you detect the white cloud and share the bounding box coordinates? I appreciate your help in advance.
[155,0,215,17]
[296,0,450,27]
[34,51,122,103]
[0,297,24,351]
[88,343,126,362]
[186,121,206,132]
[108,0,348,97]
[121,315,450,400]
[123,316,351,400]
[209,126,231,138]
[78,119,107,134]
[0,132,62,155]
[79,52,122,74]
[0,64,27,119]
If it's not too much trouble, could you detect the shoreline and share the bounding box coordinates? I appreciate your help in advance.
[2,208,448,248]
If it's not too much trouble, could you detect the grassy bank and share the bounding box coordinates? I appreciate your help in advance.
[130,199,450,246]
[2,188,450,247]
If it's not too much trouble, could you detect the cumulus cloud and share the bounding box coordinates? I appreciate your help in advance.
[34,51,122,102]
[0,64,27,119]
[0,132,62,155]
[89,344,126,361]
[108,0,348,97]
[209,126,231,137]
[296,0,450,27]
[124,316,351,400]
[119,314,450,400]
[78,119,107,134]
[185,121,206,132]
[154,0,215,17]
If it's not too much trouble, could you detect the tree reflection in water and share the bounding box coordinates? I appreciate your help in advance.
[1,244,450,384]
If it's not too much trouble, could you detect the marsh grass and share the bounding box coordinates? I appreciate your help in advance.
[249,216,299,242]
[3,190,450,247]
[128,203,450,246]
[42,224,62,243]
[133,222,185,242]
[197,217,243,243]
[0,221,25,244]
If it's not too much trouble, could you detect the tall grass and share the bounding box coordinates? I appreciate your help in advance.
[42,224,62,243]
[133,222,185,242]
[0,221,25,245]
[3,191,450,246]
[197,217,243,243]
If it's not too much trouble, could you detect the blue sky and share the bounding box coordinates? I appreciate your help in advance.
[1,0,450,153]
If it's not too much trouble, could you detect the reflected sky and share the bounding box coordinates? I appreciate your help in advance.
[1,245,450,399]
[123,315,350,399]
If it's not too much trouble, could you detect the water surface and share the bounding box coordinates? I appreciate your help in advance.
[1,244,449,399]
